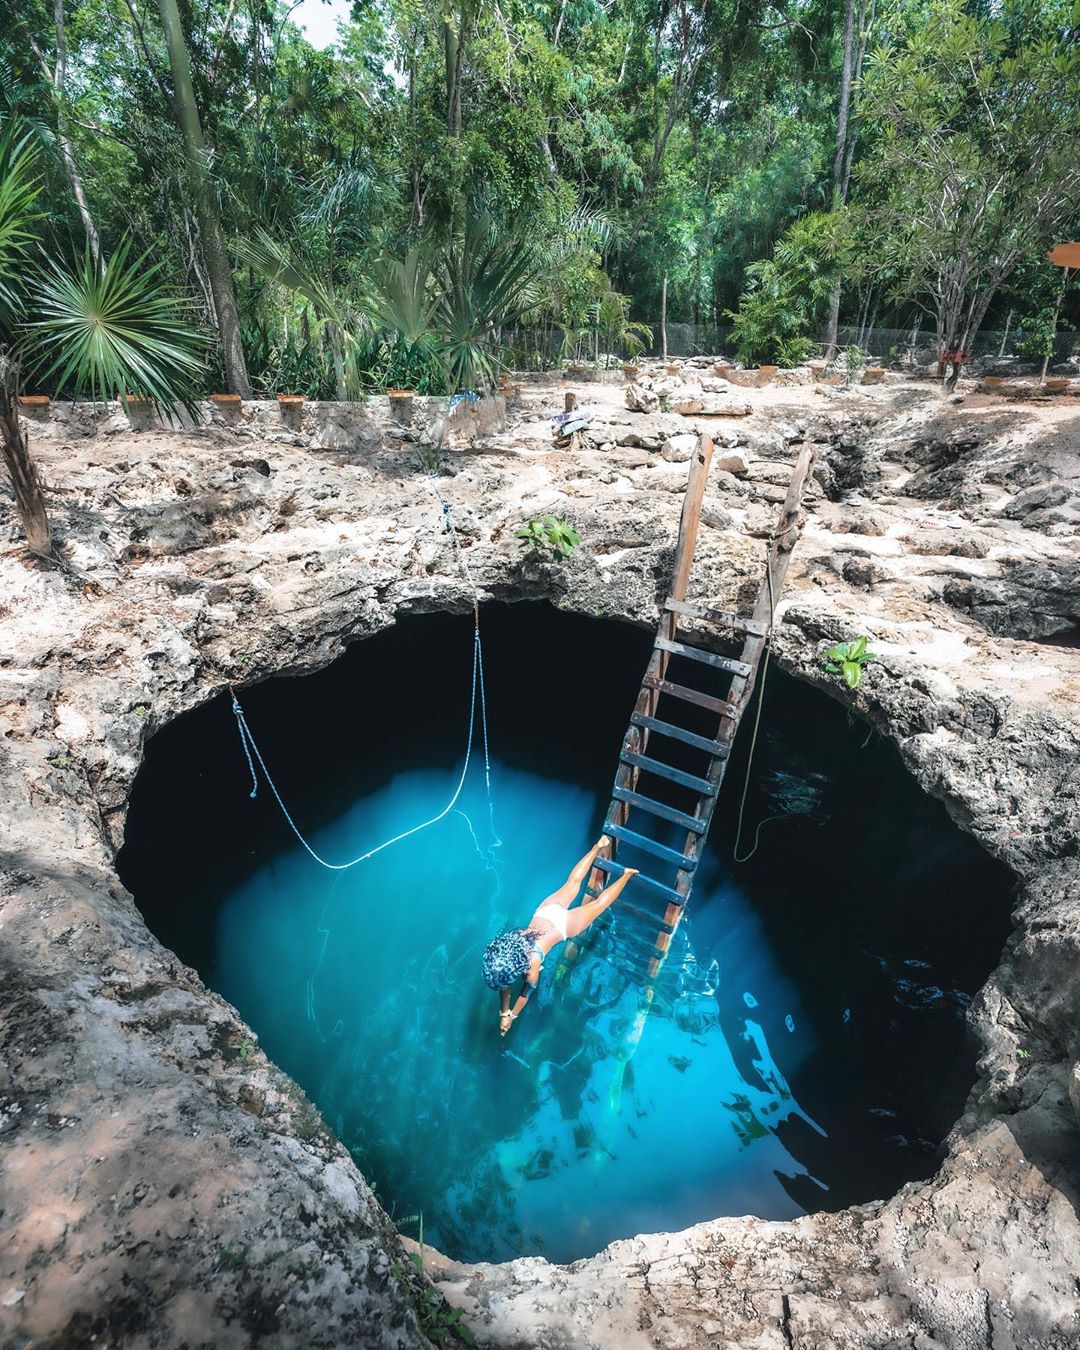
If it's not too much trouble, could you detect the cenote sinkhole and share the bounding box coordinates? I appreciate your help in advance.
[119,603,1015,1264]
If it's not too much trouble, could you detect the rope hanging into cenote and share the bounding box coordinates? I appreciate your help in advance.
[732,550,783,865]
[229,478,494,871]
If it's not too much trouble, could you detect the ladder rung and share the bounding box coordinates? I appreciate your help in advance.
[620,751,718,795]
[614,898,677,933]
[603,821,698,870]
[655,637,752,678]
[642,674,737,719]
[665,598,768,638]
[612,787,708,834]
[592,856,684,904]
[604,918,666,957]
[630,713,728,756]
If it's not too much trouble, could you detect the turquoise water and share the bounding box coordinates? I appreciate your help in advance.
[215,765,821,1261]
[121,603,1015,1264]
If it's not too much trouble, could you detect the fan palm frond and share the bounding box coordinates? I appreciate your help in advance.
[235,226,343,321]
[28,239,206,411]
[361,246,441,347]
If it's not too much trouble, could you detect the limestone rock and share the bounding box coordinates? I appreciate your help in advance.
[4,373,1080,1350]
[694,395,753,417]
[660,433,699,462]
[625,382,659,414]
[713,449,750,476]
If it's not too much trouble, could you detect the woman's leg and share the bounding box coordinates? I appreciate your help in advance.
[544,835,611,908]
[565,868,637,939]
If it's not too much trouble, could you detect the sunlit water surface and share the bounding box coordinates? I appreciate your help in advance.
[121,605,1014,1263]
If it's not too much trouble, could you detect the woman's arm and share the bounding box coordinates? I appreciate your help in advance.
[501,954,541,1035]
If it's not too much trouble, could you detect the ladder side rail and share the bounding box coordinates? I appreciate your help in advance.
[721,439,818,734]
[646,440,818,977]
[591,432,715,897]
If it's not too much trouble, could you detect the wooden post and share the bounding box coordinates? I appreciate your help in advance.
[668,434,714,604]
[721,439,818,721]
[660,276,669,360]
[564,390,578,413]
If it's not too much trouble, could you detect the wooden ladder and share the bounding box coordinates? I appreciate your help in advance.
[584,433,818,980]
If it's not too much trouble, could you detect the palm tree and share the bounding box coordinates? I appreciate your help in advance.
[239,211,543,395]
[0,122,205,561]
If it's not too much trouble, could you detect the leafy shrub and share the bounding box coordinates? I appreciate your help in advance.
[725,211,847,365]
[776,336,818,367]
[844,345,867,384]
[1014,313,1058,362]
[515,515,580,562]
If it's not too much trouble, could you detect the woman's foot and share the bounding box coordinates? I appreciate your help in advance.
[597,834,612,851]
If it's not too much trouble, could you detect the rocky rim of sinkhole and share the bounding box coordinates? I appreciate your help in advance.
[1,372,1078,1349]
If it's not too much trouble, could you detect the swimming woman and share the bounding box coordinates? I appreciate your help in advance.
[482,836,638,1037]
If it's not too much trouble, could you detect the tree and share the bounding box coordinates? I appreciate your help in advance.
[156,0,251,395]
[15,0,103,264]
[856,0,1080,390]
[0,122,53,558]
[0,121,204,561]
[821,0,873,351]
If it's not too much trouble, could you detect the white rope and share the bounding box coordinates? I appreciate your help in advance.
[230,480,492,871]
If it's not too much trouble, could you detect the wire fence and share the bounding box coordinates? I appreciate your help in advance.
[643,323,1080,361]
[502,323,1080,366]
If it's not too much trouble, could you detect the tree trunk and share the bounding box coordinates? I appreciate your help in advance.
[822,0,866,355]
[553,0,568,47]
[0,386,53,559]
[53,0,101,265]
[157,0,251,397]
[1039,270,1071,386]
[661,276,668,359]
[997,309,1012,358]
[409,26,423,228]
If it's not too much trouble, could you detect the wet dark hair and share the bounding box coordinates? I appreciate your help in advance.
[482,928,537,989]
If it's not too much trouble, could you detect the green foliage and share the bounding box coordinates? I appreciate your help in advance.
[726,212,846,365]
[823,635,876,690]
[415,443,444,475]
[5,0,1078,399]
[776,336,817,368]
[438,219,542,392]
[856,0,1080,355]
[28,240,206,411]
[0,122,43,326]
[238,215,540,394]
[515,515,580,563]
[844,345,867,384]
[1014,312,1059,362]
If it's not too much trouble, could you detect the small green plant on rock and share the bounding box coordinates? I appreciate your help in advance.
[823,635,876,689]
[515,515,580,563]
[416,443,445,475]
